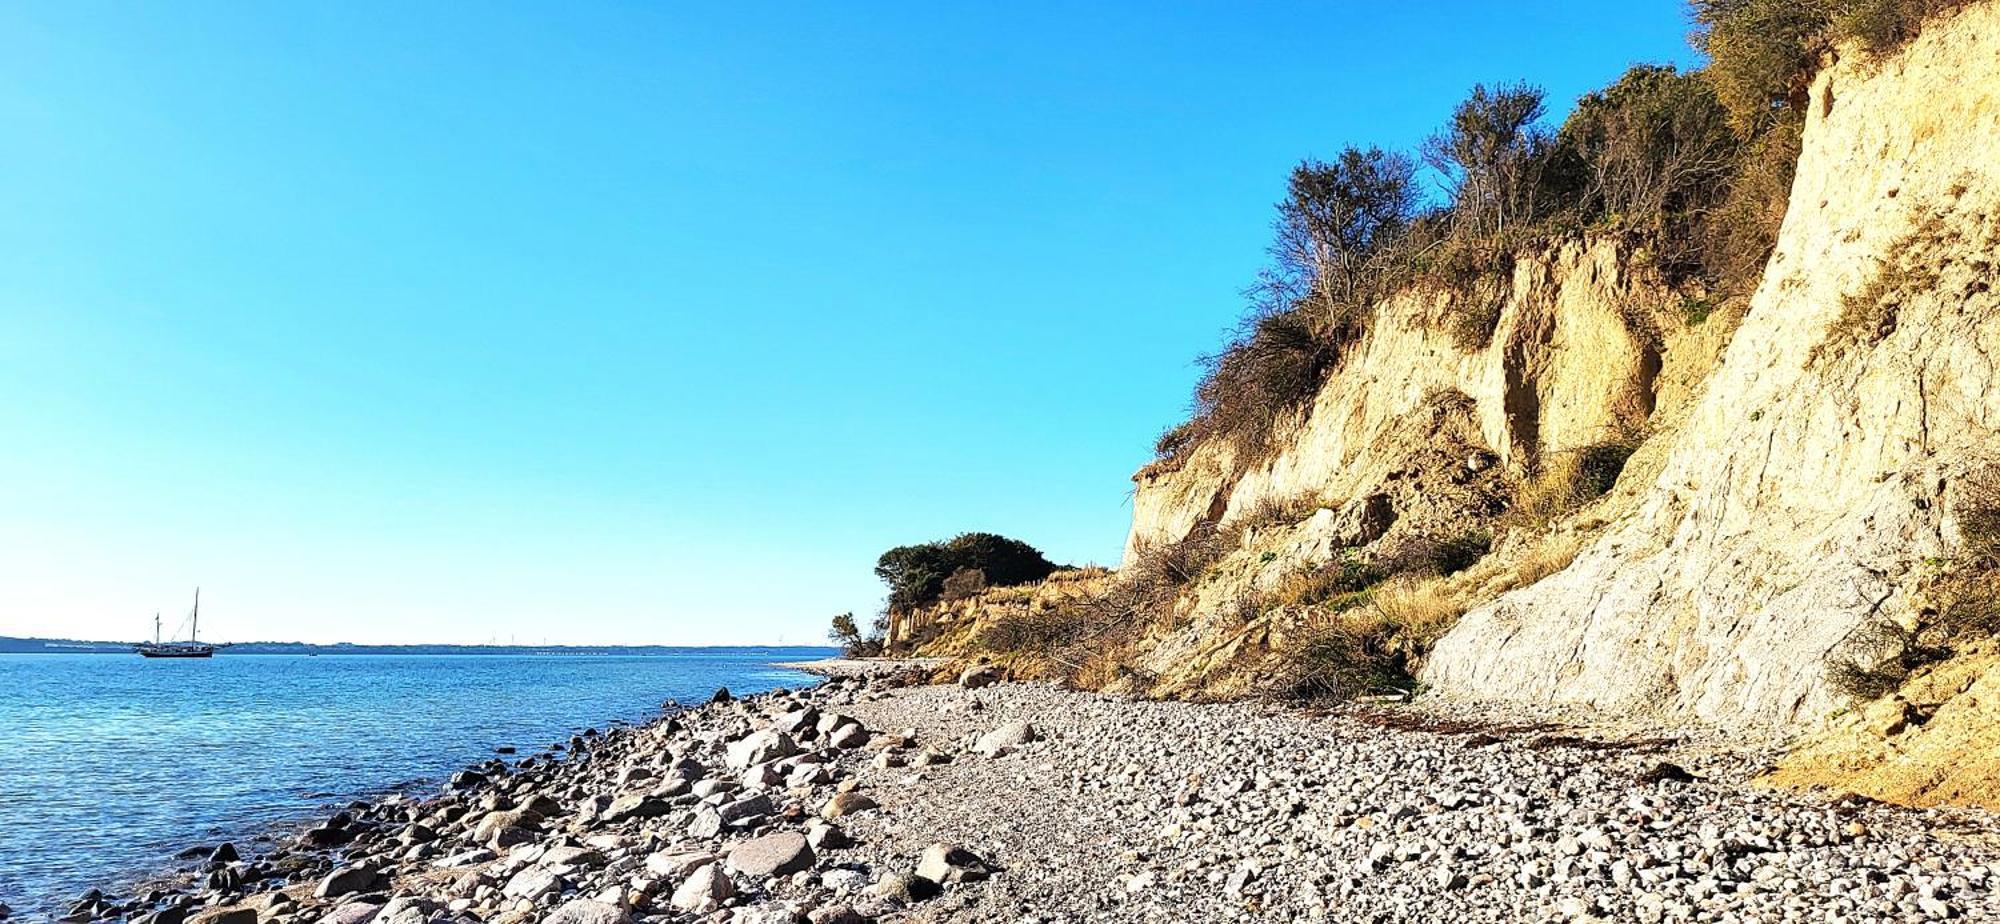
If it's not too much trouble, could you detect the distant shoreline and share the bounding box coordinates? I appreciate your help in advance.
[0,637,838,657]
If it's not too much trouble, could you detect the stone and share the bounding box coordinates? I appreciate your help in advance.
[828,724,870,749]
[727,730,800,769]
[727,832,815,878]
[1329,493,1394,547]
[644,851,715,879]
[806,822,850,850]
[717,793,775,826]
[541,899,631,924]
[914,843,992,884]
[731,907,801,924]
[820,792,879,820]
[602,793,669,822]
[871,872,939,902]
[188,909,257,924]
[806,905,864,924]
[501,866,563,900]
[974,721,1037,755]
[670,863,735,913]
[541,846,605,869]
[319,902,383,924]
[472,808,542,844]
[958,664,1005,688]
[316,865,381,899]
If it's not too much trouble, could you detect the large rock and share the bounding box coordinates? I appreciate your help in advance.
[319,903,383,924]
[541,900,631,924]
[471,808,542,844]
[974,721,1037,755]
[726,832,815,878]
[670,863,735,913]
[188,909,257,924]
[819,792,878,820]
[602,793,669,822]
[502,866,563,900]
[717,793,774,826]
[726,730,799,769]
[915,843,993,884]
[958,664,1005,688]
[644,851,715,879]
[315,865,380,899]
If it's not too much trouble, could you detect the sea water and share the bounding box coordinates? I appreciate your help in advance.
[0,650,831,918]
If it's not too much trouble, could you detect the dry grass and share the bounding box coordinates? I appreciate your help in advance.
[1813,212,1957,365]
[1502,436,1641,532]
[1511,534,1584,589]
[1368,576,1470,650]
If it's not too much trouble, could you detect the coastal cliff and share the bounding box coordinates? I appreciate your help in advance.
[894,1,2000,807]
[1424,2,2000,727]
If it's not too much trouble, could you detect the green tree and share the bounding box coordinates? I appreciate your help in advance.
[874,533,1057,612]
[1558,64,1739,265]
[827,611,861,649]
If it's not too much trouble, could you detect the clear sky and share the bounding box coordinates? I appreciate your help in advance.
[0,2,1698,646]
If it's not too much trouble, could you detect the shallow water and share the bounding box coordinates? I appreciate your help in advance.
[0,649,830,918]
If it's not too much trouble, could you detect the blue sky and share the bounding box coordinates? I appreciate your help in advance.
[0,2,1697,645]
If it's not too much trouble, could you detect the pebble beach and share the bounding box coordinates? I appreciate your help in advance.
[41,662,2000,924]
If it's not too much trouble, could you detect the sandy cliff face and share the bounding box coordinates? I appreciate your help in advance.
[1422,5,2000,727]
[1127,238,1695,562]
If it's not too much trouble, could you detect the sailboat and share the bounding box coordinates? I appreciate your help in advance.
[136,589,224,658]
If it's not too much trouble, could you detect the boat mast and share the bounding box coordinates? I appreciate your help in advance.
[155,612,161,644]
[192,588,200,642]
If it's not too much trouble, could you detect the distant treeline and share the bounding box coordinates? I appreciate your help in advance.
[0,636,838,657]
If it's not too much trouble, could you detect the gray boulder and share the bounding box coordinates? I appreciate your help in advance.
[670,863,735,913]
[973,721,1037,755]
[726,832,815,878]
[315,865,380,900]
[541,900,631,924]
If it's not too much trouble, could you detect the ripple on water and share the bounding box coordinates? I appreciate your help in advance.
[0,650,827,918]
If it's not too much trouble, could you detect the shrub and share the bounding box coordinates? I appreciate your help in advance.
[1270,551,1383,608]
[1127,530,1229,592]
[1695,112,1802,299]
[1269,608,1410,701]
[1271,147,1421,312]
[941,567,988,602]
[1826,468,2000,701]
[1423,82,1563,237]
[977,607,1087,653]
[1367,577,1469,649]
[1189,306,1345,455]
[1375,530,1493,579]
[1690,0,1830,137]
[876,533,1057,612]
[827,611,884,657]
[1831,0,1972,54]
[1558,65,1739,273]
[1813,212,1957,364]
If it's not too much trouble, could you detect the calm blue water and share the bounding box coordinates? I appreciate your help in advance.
[0,650,832,918]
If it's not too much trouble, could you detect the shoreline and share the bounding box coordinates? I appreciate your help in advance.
[40,665,2000,923]
[15,658,832,924]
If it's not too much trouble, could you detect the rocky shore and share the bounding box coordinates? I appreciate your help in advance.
[42,663,2000,924]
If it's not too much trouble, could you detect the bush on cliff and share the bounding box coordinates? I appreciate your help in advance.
[875,533,1057,613]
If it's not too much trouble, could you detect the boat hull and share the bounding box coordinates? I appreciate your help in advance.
[136,645,216,658]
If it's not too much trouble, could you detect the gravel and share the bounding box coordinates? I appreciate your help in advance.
[67,671,2000,924]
